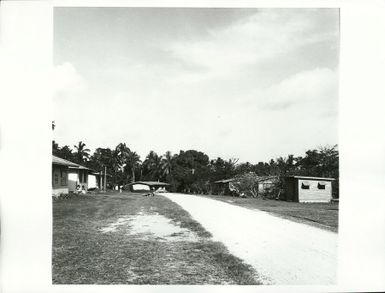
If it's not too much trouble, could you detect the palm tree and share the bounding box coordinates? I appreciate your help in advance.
[161,151,173,181]
[59,145,74,161]
[127,151,141,182]
[115,143,131,172]
[142,151,163,181]
[74,141,90,164]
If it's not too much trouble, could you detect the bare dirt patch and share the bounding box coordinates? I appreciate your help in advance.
[100,216,131,233]
[101,211,199,242]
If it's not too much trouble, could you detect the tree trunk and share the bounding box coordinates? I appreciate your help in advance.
[131,167,135,183]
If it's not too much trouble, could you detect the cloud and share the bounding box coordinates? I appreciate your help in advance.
[167,9,338,84]
[256,67,338,111]
[53,9,339,162]
[54,62,86,97]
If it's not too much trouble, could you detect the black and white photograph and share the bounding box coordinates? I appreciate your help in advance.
[1,1,385,292]
[52,7,339,285]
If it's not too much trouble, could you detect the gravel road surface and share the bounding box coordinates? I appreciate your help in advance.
[163,193,337,285]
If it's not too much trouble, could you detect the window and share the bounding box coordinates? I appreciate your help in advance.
[301,182,310,189]
[54,173,59,185]
[318,182,326,190]
[61,169,67,186]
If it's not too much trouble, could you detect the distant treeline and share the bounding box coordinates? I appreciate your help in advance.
[52,140,339,196]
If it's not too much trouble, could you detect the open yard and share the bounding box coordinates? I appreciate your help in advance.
[196,194,339,232]
[52,192,260,284]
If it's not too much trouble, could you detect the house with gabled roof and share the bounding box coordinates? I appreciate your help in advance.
[53,155,108,195]
[52,155,78,196]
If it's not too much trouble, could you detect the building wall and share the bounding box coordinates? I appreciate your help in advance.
[283,178,298,201]
[88,174,98,189]
[257,180,277,194]
[68,169,88,192]
[68,172,78,191]
[297,179,332,202]
[52,165,68,189]
[52,164,69,196]
[131,184,150,191]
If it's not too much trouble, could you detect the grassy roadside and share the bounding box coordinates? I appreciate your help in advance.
[52,192,260,284]
[195,194,338,232]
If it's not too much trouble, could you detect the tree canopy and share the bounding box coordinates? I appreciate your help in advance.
[52,139,339,196]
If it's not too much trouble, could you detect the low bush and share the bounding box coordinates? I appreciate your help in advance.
[52,192,82,200]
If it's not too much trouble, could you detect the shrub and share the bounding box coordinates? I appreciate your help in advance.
[231,173,259,197]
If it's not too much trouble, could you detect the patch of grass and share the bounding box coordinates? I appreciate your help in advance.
[196,194,339,232]
[52,191,260,284]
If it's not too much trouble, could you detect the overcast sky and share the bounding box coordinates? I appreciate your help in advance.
[53,8,339,163]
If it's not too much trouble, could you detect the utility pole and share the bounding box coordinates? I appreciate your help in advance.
[104,166,107,191]
[99,171,102,190]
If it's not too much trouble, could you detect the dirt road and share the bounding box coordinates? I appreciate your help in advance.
[163,193,337,285]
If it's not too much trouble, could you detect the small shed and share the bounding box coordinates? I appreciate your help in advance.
[52,155,78,196]
[283,176,335,203]
[214,175,279,196]
[256,176,279,195]
[125,181,170,192]
[213,178,234,195]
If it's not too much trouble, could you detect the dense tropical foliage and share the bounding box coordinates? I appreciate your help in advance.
[52,137,339,197]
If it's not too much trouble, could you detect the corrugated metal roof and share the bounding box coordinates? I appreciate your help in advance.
[127,181,170,186]
[52,155,90,170]
[286,175,335,181]
[68,165,89,170]
[256,175,279,182]
[52,155,79,167]
[89,171,112,177]
[215,175,279,184]
[214,178,235,184]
